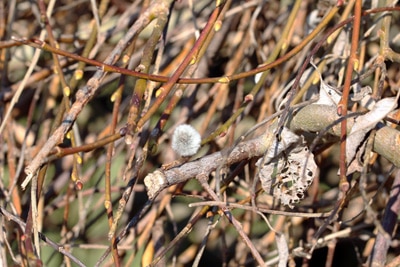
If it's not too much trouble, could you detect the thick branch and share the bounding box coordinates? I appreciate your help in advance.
[288,104,400,167]
[144,132,272,199]
[144,104,400,198]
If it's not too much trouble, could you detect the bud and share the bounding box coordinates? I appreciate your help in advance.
[171,124,201,157]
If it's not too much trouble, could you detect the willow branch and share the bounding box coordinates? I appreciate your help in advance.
[144,104,400,198]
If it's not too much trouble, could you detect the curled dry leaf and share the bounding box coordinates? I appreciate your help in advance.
[310,60,341,106]
[311,59,373,109]
[346,97,398,164]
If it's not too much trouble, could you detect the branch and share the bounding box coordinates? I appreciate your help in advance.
[144,131,272,199]
[144,104,400,198]
[288,104,400,167]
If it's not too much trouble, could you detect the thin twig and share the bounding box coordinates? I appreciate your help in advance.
[337,0,362,193]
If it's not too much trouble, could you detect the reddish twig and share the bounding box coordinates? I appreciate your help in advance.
[337,0,362,194]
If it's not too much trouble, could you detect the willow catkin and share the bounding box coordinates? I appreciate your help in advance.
[171,124,201,157]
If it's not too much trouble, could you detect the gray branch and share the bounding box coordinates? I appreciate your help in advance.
[144,104,400,199]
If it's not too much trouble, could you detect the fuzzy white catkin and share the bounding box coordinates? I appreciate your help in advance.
[171,124,201,157]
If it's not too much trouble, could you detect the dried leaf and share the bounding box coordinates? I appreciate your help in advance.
[310,60,341,106]
[310,60,374,109]
[346,97,397,163]
[257,134,318,208]
[332,29,348,57]
[306,10,322,34]
[264,127,301,163]
[351,84,375,110]
[276,233,289,267]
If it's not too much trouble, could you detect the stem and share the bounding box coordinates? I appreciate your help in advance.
[337,0,362,193]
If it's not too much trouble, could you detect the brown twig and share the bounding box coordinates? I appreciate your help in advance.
[22,0,175,188]
[337,0,362,194]
[196,173,266,266]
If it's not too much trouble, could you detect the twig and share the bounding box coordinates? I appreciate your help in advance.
[197,173,266,266]
[22,0,174,188]
[134,0,228,131]
[0,206,86,267]
[188,201,332,218]
[337,0,362,193]
[124,0,172,142]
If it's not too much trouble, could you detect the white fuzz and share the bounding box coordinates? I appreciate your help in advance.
[171,124,201,157]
